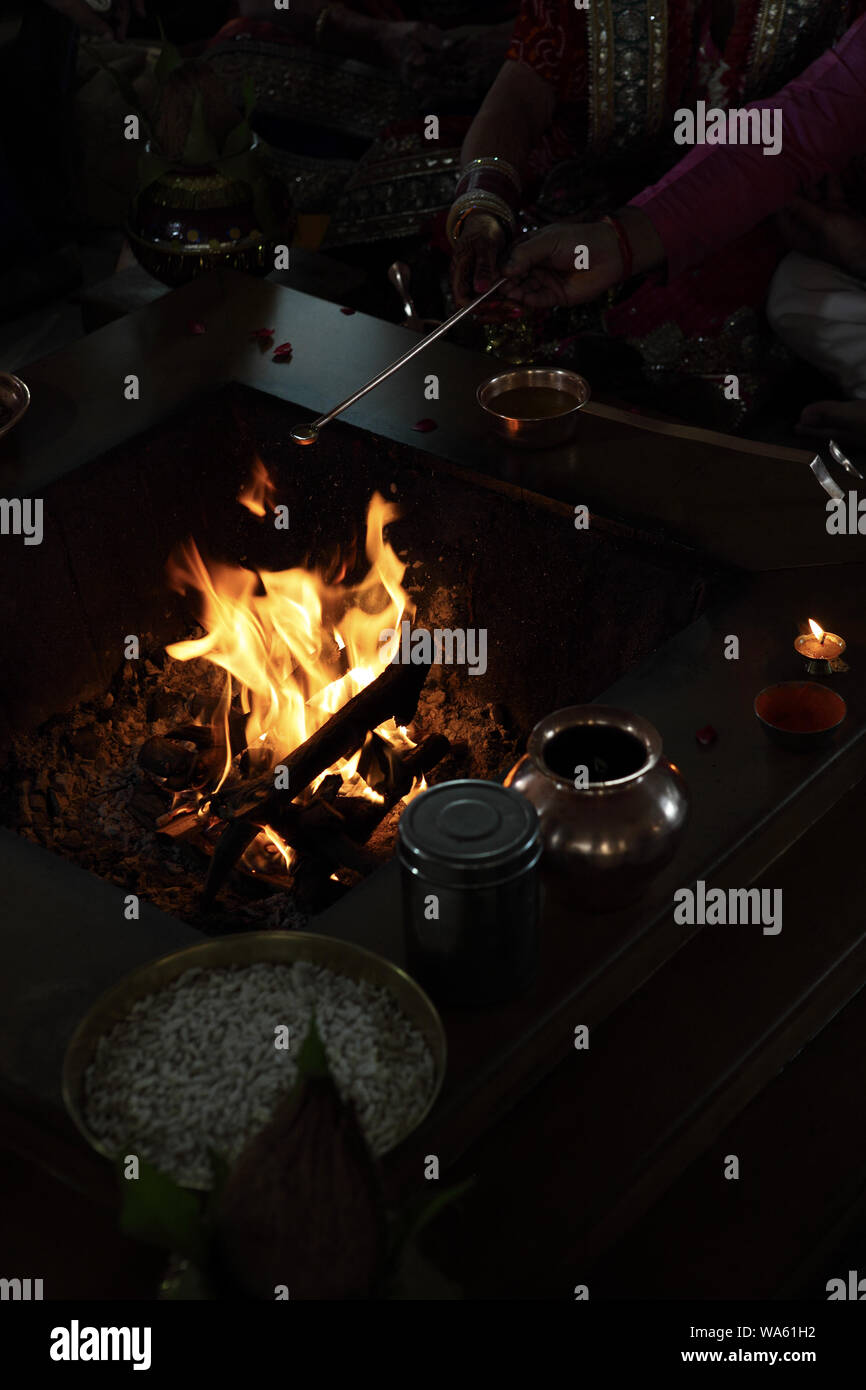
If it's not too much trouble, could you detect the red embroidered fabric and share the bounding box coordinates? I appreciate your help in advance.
[506,0,587,101]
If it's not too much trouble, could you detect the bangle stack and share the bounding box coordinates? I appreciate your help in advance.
[446,156,522,247]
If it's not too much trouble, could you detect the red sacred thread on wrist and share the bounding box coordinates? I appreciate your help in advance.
[601,215,634,281]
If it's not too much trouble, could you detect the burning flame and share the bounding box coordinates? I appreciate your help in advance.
[163,473,422,875]
[238,455,275,517]
[262,824,294,872]
[808,619,824,642]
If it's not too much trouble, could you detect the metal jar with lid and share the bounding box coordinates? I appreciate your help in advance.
[398,779,541,1005]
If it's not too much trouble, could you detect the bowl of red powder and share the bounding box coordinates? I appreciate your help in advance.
[754,682,847,751]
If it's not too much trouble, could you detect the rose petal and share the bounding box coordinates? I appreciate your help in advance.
[412,418,437,433]
[249,327,275,341]
[340,307,355,315]
[272,342,293,362]
[188,321,207,335]
[695,724,717,747]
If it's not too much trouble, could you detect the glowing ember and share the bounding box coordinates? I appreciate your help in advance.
[161,464,423,876]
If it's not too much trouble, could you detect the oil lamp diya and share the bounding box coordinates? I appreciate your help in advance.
[794,619,848,675]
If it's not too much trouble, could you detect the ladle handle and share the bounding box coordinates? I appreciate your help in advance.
[309,277,508,433]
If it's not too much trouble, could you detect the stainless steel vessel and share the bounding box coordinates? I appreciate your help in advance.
[398,780,541,1005]
[505,706,688,910]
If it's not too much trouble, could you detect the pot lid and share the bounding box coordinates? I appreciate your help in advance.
[398,779,540,886]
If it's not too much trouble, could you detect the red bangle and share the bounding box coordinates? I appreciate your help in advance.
[601,214,634,281]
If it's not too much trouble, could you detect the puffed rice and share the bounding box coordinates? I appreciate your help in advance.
[82,961,436,1186]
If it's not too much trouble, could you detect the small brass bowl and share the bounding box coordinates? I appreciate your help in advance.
[62,931,447,1187]
[754,681,847,751]
[477,367,590,449]
[0,373,30,440]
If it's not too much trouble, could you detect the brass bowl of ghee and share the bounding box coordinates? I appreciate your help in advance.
[477,367,590,449]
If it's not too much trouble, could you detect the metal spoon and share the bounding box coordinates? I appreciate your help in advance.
[388,261,426,331]
[829,438,864,480]
[291,276,508,445]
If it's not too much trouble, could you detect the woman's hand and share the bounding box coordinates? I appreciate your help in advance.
[502,209,665,308]
[501,221,625,308]
[43,0,145,40]
[451,212,507,306]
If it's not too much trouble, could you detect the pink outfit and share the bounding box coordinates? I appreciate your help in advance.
[630,13,866,280]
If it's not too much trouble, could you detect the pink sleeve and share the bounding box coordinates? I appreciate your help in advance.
[629,13,866,280]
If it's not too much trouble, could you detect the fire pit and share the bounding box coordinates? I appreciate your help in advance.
[0,382,711,933]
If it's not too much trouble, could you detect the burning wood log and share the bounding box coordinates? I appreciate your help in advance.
[160,647,436,904]
[201,728,448,905]
[266,800,378,874]
[139,713,248,790]
[201,793,377,906]
[214,657,430,823]
[138,736,199,787]
[336,734,451,843]
[201,821,260,904]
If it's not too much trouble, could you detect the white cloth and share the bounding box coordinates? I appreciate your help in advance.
[767,250,866,400]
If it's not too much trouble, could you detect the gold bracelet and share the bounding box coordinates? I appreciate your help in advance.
[314,5,332,47]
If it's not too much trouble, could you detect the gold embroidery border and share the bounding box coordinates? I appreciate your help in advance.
[589,1,670,154]
[746,0,787,94]
[588,0,616,153]
[645,2,669,142]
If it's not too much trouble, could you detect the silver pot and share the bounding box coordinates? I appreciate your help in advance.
[505,705,688,910]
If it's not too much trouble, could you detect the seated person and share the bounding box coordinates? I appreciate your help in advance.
[448,0,866,424]
[203,1,517,262]
[223,1,515,104]
[496,12,866,434]
[768,189,866,444]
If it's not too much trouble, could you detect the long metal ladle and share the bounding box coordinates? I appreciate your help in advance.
[290,276,508,445]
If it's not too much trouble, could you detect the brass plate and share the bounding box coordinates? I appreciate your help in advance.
[0,374,30,440]
[62,931,446,1187]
